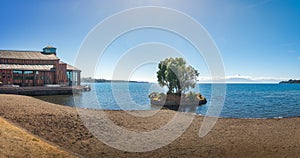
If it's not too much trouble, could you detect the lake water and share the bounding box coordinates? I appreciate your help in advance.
[34,83,300,118]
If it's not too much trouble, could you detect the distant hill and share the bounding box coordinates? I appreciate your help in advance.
[226,77,255,83]
[81,77,148,83]
[279,79,300,84]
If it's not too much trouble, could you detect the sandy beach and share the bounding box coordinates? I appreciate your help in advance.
[0,117,76,158]
[0,94,300,157]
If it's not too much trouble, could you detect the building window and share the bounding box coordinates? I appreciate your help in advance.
[13,70,22,74]
[14,76,22,80]
[24,71,33,74]
[67,71,73,81]
[25,76,34,80]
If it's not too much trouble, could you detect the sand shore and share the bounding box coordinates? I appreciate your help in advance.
[0,94,299,157]
[0,117,76,158]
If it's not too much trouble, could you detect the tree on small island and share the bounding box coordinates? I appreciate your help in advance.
[157,57,199,95]
[149,57,207,110]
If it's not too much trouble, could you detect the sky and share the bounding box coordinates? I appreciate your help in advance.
[0,0,300,83]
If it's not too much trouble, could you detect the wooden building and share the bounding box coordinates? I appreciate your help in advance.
[0,46,81,86]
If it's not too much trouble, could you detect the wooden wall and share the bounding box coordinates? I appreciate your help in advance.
[55,63,67,85]
[0,59,80,86]
[0,70,56,86]
[0,69,13,85]
[36,71,55,86]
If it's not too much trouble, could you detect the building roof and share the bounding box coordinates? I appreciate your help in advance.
[59,61,81,71]
[44,46,56,49]
[0,64,54,71]
[0,50,59,60]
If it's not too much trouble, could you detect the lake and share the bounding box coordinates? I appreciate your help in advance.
[34,83,300,118]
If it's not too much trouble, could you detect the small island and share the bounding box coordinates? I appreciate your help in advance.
[279,79,300,84]
[149,57,207,111]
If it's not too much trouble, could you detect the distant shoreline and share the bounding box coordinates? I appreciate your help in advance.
[279,79,300,84]
[81,78,148,83]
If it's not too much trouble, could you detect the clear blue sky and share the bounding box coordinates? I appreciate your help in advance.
[1,0,300,82]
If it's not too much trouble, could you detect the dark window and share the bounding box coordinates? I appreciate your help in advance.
[14,76,22,80]
[25,76,34,80]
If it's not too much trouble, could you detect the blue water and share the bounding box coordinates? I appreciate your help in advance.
[35,83,300,118]
[198,84,300,118]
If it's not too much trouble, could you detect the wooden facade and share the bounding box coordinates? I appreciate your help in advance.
[0,47,81,86]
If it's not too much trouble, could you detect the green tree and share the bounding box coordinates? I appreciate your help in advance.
[157,57,199,95]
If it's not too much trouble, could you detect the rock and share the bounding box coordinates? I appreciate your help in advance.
[150,93,207,111]
[198,98,207,105]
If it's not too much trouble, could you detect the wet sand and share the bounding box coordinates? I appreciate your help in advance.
[0,94,299,157]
